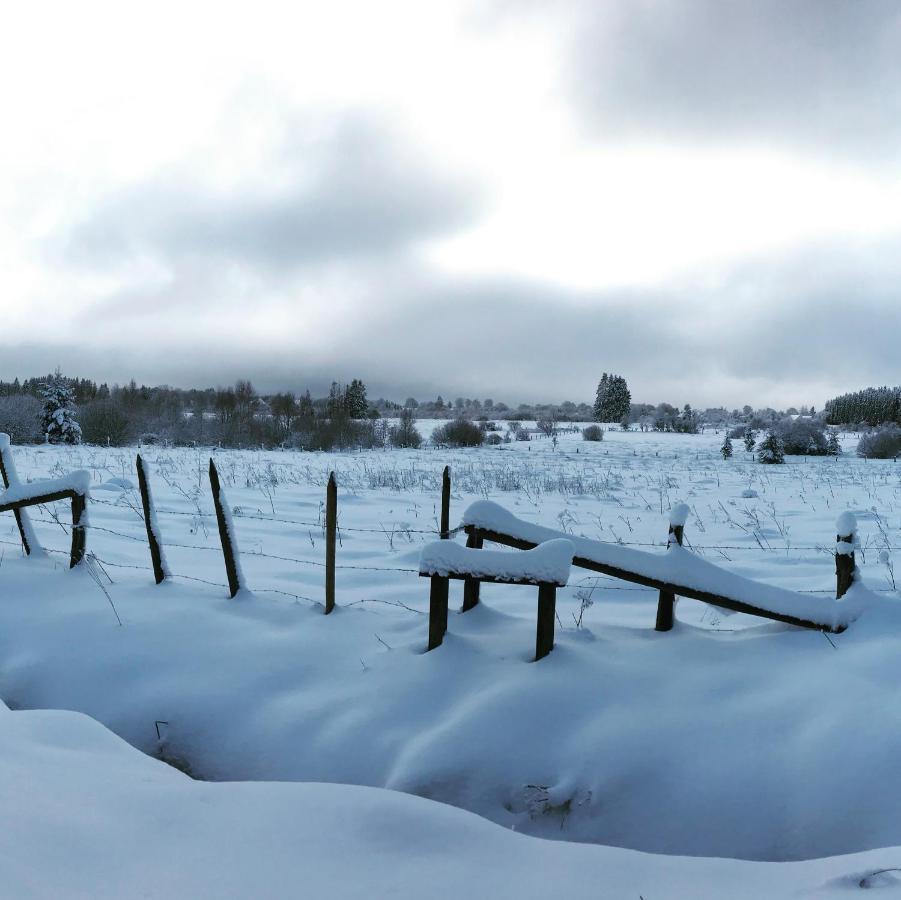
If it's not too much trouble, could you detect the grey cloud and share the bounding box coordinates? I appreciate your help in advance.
[56,112,483,275]
[553,0,901,161]
[22,234,897,409]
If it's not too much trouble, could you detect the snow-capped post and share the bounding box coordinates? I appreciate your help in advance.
[325,472,337,614]
[440,465,451,539]
[209,459,242,598]
[835,512,857,599]
[136,454,166,584]
[656,503,689,632]
[0,434,36,556]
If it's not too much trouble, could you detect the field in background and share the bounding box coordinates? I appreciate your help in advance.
[3,425,897,632]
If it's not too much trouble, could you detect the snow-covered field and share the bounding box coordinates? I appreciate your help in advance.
[3,426,901,895]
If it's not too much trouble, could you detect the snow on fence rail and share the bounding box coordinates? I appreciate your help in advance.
[0,436,89,569]
[419,538,573,659]
[460,501,863,633]
[0,437,868,644]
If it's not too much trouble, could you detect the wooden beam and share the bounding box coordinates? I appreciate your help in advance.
[325,472,337,614]
[136,454,166,584]
[464,525,842,633]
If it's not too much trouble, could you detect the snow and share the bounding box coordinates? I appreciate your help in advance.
[462,500,865,629]
[0,428,899,874]
[8,698,901,900]
[0,432,43,556]
[836,510,858,540]
[0,469,91,506]
[669,501,691,527]
[419,538,573,584]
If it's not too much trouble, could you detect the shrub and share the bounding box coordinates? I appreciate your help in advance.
[0,395,42,443]
[582,424,604,442]
[432,417,484,448]
[389,408,422,449]
[772,417,828,455]
[485,432,503,445]
[857,426,901,459]
[79,400,132,446]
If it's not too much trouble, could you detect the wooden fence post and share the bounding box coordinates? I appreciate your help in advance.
[209,459,241,598]
[325,471,336,614]
[836,523,855,600]
[462,529,483,611]
[440,465,451,539]
[0,437,31,556]
[70,492,86,568]
[427,574,449,650]
[136,454,166,584]
[655,521,684,631]
[535,583,557,661]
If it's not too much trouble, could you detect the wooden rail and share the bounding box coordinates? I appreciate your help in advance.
[0,489,86,568]
[461,517,852,634]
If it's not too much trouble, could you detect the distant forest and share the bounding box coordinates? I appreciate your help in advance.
[0,371,842,449]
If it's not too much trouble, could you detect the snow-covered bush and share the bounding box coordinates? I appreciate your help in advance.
[757,431,785,464]
[0,395,42,443]
[772,418,829,456]
[857,426,901,459]
[40,373,81,444]
[432,418,484,448]
[582,425,604,442]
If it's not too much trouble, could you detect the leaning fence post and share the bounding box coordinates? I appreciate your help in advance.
[440,465,451,539]
[70,491,86,568]
[655,504,688,632]
[835,512,856,599]
[0,434,33,556]
[209,459,242,598]
[325,471,337,614]
[462,529,483,611]
[136,454,166,584]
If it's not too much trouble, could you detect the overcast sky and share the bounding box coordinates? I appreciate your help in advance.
[2,0,900,408]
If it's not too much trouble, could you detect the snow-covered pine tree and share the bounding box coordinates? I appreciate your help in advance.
[827,430,842,456]
[344,379,368,419]
[744,428,757,453]
[594,373,631,422]
[757,431,784,464]
[720,435,733,459]
[40,371,81,444]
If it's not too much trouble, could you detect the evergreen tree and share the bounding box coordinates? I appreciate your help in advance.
[757,431,785,464]
[593,373,631,422]
[744,428,757,453]
[827,430,842,456]
[720,435,733,459]
[40,371,82,444]
[344,379,368,419]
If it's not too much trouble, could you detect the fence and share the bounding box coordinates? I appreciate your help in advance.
[0,438,882,644]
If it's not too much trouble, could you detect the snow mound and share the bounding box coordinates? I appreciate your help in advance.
[95,477,135,492]
[7,697,901,899]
